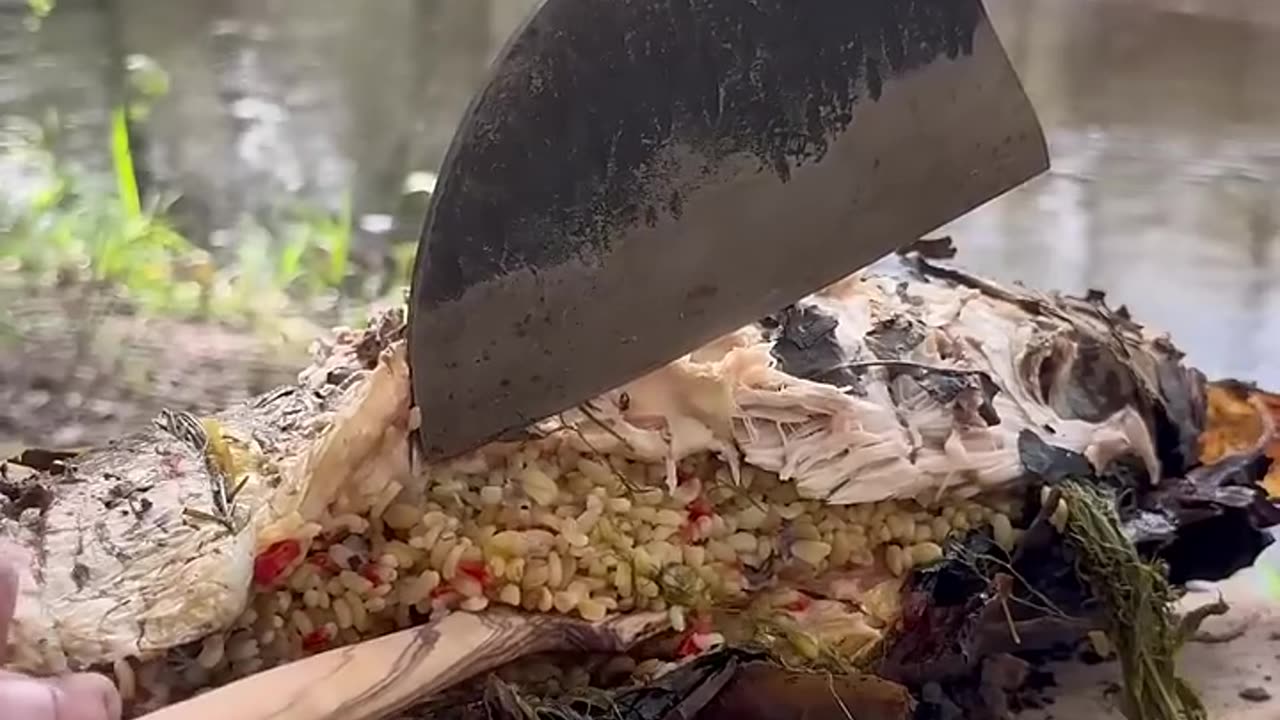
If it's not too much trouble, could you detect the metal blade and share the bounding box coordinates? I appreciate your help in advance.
[410,0,1048,460]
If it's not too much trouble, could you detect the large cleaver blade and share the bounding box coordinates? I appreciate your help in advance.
[409,0,1048,460]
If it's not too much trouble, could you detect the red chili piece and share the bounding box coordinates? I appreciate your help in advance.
[254,539,302,587]
[457,560,490,586]
[680,497,717,542]
[301,629,330,653]
[675,613,714,658]
[675,632,701,659]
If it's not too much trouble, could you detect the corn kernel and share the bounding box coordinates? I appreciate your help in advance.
[909,542,944,567]
[498,584,522,606]
[383,503,422,530]
[736,506,768,530]
[885,544,907,577]
[792,540,832,566]
[520,467,560,506]
[992,513,1015,552]
[930,516,951,541]
[577,598,608,622]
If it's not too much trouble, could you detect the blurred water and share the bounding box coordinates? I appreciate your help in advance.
[948,0,1280,386]
[0,0,534,254]
[2,0,1279,385]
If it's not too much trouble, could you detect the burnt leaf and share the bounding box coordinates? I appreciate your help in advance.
[1016,431,1093,484]
[896,236,957,260]
[7,447,82,473]
[765,305,863,390]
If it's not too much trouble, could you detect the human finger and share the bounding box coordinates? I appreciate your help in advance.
[55,672,123,720]
[0,559,17,665]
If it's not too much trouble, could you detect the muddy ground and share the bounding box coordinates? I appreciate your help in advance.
[0,290,309,456]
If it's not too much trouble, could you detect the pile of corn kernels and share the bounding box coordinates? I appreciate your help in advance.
[142,444,1019,702]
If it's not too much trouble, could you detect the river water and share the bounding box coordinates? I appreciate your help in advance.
[2,0,1279,385]
[951,0,1280,388]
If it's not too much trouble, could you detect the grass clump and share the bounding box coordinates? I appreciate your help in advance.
[1,115,411,341]
[1058,480,1209,720]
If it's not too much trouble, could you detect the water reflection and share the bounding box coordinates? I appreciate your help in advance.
[945,0,1280,386]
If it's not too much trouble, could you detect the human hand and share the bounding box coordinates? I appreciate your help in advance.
[0,560,123,720]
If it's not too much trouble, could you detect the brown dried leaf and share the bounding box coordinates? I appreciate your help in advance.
[695,662,914,720]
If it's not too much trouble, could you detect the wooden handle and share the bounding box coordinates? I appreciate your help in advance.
[136,610,668,720]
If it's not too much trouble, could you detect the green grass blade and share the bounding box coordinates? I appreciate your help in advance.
[328,192,352,286]
[110,106,141,220]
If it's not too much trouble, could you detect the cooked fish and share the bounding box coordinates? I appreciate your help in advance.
[0,256,1236,718]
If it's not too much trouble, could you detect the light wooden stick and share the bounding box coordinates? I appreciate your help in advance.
[136,610,669,720]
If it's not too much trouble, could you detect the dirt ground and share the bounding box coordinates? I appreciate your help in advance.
[1031,542,1280,719]
[0,293,311,456]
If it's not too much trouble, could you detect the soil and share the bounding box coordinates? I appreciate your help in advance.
[1021,554,1280,720]
[0,291,311,456]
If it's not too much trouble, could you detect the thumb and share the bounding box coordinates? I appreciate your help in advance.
[0,559,15,666]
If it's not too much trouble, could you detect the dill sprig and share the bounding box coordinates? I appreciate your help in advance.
[1059,480,1210,720]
